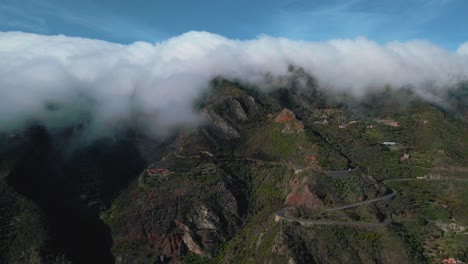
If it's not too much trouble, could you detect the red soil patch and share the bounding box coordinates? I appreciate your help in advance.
[306,154,318,162]
[285,184,324,209]
[274,108,295,123]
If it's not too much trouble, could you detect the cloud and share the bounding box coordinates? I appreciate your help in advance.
[1,31,467,141]
[457,43,468,55]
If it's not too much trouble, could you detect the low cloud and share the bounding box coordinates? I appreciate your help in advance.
[1,31,467,140]
[457,43,468,55]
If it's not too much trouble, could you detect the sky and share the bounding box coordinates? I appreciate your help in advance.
[1,0,468,50]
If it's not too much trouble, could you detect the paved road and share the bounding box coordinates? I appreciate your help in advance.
[275,177,467,227]
[172,153,396,227]
[174,152,289,166]
[323,170,352,179]
[384,178,468,183]
[323,189,396,212]
[171,153,468,228]
[275,188,396,227]
[276,208,391,228]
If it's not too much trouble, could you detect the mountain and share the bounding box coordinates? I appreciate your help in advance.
[1,79,467,264]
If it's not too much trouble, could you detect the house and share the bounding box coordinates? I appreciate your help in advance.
[375,118,400,127]
[442,259,456,264]
[386,121,400,127]
[442,258,464,264]
[147,168,170,175]
[400,153,410,161]
[382,142,397,146]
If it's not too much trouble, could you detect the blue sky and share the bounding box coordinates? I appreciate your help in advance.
[0,0,467,49]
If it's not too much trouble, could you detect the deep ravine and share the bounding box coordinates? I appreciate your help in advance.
[6,128,146,263]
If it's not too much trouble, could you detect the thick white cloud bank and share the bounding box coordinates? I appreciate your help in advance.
[1,31,468,139]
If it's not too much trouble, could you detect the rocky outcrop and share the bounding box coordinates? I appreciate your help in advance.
[106,149,247,263]
[434,222,466,233]
[203,109,240,139]
[224,97,249,122]
[203,95,258,140]
[176,221,204,256]
[239,96,258,115]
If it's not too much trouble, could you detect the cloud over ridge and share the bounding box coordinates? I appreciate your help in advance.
[1,31,468,139]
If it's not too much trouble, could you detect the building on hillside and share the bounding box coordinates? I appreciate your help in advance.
[376,119,400,127]
[147,168,170,176]
[442,258,465,264]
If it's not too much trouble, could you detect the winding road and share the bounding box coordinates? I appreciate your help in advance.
[276,207,392,228]
[323,189,396,212]
[170,151,468,228]
[275,176,468,227]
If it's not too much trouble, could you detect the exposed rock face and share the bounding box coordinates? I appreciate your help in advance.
[104,87,264,262]
[202,91,259,140]
[240,96,258,115]
[203,109,241,139]
[435,222,466,233]
[176,221,204,256]
[269,228,315,264]
[106,149,247,262]
[225,97,249,122]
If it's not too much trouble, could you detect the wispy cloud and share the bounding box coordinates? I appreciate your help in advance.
[0,2,48,33]
[274,0,458,44]
[0,0,165,43]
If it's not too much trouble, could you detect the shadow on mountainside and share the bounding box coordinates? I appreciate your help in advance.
[6,127,146,264]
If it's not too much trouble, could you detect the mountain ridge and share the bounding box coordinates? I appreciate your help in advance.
[0,79,467,263]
